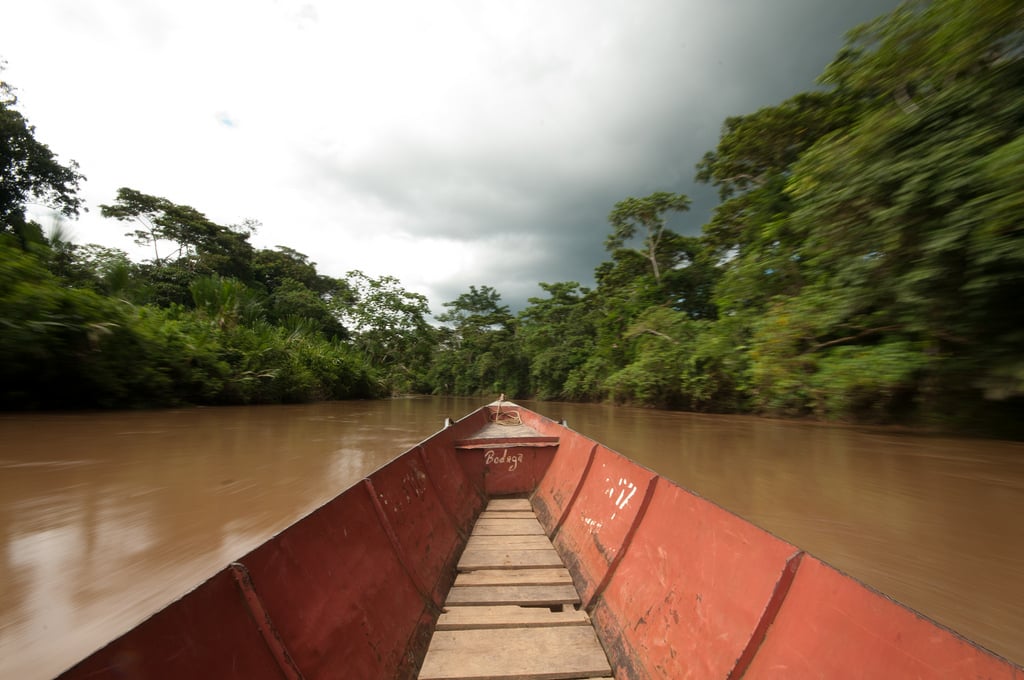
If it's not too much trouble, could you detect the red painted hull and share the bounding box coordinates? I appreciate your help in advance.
[57,403,1021,679]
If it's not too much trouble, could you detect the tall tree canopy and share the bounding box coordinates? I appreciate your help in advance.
[1,0,1021,436]
[763,0,1024,420]
[342,270,434,392]
[605,191,691,285]
[431,285,526,397]
[517,281,596,400]
[100,187,254,276]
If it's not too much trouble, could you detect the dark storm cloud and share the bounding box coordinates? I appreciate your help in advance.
[1,0,906,318]
[305,0,902,311]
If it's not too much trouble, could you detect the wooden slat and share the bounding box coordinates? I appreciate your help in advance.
[478,510,537,519]
[458,548,564,571]
[470,519,545,536]
[486,498,533,511]
[446,584,580,606]
[419,626,612,680]
[436,605,591,630]
[473,516,542,526]
[420,499,612,679]
[465,534,553,550]
[455,568,574,587]
[458,548,563,571]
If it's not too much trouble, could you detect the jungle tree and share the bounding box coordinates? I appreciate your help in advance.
[0,71,84,248]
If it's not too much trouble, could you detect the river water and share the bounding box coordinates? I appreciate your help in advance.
[1,397,1021,677]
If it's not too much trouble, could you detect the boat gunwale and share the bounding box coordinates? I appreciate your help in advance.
[55,400,1024,678]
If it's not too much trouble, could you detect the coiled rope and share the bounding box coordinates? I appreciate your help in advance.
[494,410,522,426]
[493,394,522,426]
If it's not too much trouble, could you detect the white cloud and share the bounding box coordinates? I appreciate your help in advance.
[1,0,901,311]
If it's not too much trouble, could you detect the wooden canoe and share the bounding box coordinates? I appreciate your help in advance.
[57,401,1021,679]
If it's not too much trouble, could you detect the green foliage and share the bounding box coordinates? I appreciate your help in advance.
[505,0,1023,432]
[99,188,259,308]
[0,78,375,409]
[66,243,136,294]
[3,3,1023,436]
[253,245,350,299]
[132,260,197,307]
[0,74,84,246]
[695,91,857,314]
[263,277,347,339]
[342,270,434,394]
[250,246,352,340]
[606,191,691,285]
[0,157,375,409]
[605,307,695,407]
[431,286,527,397]
[0,235,380,409]
[517,282,596,400]
[775,6,1024,419]
[190,274,261,329]
[557,204,722,407]
[821,0,1022,102]
[600,307,745,411]
[810,342,927,420]
[253,246,319,289]
[696,92,856,204]
[0,239,138,408]
[683,314,752,411]
[121,308,378,406]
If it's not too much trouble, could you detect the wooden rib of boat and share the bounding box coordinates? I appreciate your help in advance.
[57,401,1021,679]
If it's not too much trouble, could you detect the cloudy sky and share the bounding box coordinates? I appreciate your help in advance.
[2,0,900,313]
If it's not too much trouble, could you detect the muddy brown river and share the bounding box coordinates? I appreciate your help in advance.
[1,397,1022,677]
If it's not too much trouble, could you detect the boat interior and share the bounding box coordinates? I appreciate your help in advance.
[58,402,1021,679]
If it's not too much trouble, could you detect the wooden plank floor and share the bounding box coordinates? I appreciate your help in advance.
[419,498,613,680]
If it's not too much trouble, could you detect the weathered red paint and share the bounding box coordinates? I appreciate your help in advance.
[743,555,1020,679]
[415,443,484,537]
[513,404,563,435]
[532,435,596,534]
[365,452,464,604]
[239,484,430,679]
[229,562,304,680]
[552,445,656,605]
[58,568,286,679]
[591,480,800,679]
[452,404,559,495]
[454,442,556,495]
[55,403,1024,679]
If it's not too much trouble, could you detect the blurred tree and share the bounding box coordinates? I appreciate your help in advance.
[73,244,137,296]
[252,245,353,338]
[0,238,139,408]
[432,285,526,397]
[695,92,857,313]
[263,278,347,340]
[0,72,84,248]
[740,0,1024,422]
[606,191,691,285]
[100,187,255,280]
[517,281,596,400]
[253,246,321,291]
[341,270,434,392]
[604,306,695,407]
[190,274,261,330]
